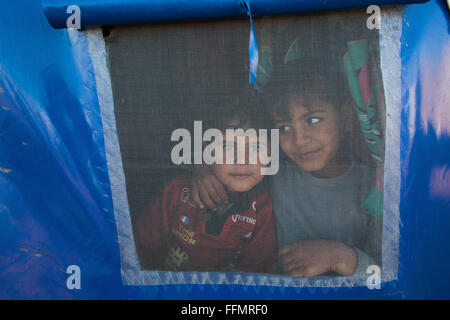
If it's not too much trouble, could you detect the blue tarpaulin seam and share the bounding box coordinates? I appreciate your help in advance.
[42,0,430,29]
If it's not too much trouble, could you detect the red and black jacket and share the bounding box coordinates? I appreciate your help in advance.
[134,174,277,274]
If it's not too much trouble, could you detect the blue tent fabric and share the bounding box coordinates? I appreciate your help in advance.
[0,0,449,299]
[42,0,429,29]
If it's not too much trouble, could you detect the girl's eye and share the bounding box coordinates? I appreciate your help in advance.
[308,117,321,125]
[278,125,292,133]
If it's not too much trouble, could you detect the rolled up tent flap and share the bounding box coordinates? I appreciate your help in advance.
[43,0,429,29]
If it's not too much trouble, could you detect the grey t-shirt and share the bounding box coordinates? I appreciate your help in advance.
[271,160,382,277]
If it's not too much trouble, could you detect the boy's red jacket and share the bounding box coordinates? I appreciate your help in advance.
[134,175,277,273]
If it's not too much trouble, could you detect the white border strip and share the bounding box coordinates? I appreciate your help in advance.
[379,5,402,282]
[86,28,143,285]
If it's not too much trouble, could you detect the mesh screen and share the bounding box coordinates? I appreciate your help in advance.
[106,9,385,277]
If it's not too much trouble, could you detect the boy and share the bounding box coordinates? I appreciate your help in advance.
[134,97,277,273]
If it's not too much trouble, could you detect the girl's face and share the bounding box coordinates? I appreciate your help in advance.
[274,96,348,178]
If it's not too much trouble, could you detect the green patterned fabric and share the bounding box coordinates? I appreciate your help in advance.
[343,39,385,219]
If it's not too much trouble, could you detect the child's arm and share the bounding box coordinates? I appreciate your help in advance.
[278,214,382,277]
[191,165,228,210]
[236,196,278,274]
[134,179,181,270]
[278,239,358,277]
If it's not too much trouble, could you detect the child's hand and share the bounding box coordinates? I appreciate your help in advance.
[192,165,228,209]
[278,239,357,277]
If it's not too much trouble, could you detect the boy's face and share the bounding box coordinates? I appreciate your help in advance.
[274,96,346,178]
[211,124,268,193]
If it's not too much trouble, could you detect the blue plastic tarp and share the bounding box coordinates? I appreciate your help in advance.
[0,0,449,299]
[43,0,429,28]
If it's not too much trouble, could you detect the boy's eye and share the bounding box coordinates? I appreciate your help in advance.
[307,117,321,125]
[223,144,234,152]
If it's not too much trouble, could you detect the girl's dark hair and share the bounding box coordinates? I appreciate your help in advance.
[263,53,350,120]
